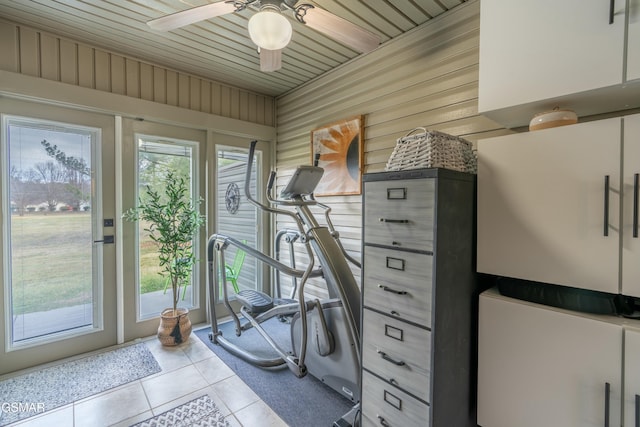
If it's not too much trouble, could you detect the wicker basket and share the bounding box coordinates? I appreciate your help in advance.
[158,308,192,346]
[384,128,477,173]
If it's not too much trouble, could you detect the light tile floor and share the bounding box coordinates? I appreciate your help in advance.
[7,325,289,427]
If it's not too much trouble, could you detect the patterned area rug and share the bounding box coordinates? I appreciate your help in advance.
[0,343,161,426]
[132,395,229,427]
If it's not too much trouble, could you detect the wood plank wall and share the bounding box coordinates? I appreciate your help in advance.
[0,18,275,127]
[274,0,507,298]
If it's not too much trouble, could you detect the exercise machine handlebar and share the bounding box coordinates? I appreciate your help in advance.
[244,141,310,240]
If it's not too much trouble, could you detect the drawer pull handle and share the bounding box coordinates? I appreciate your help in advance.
[377,415,391,427]
[378,350,406,366]
[378,284,408,295]
[379,218,409,224]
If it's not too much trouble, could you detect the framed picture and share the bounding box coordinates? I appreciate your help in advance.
[310,115,364,197]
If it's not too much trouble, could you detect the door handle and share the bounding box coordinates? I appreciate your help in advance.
[604,175,610,237]
[94,235,114,244]
[604,382,610,427]
[635,394,639,427]
[609,0,615,24]
[633,173,639,238]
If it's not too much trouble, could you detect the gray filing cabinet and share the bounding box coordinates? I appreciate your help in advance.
[361,168,477,427]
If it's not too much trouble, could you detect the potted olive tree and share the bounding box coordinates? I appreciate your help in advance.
[123,170,205,346]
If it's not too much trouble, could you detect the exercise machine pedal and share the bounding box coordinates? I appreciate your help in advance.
[236,289,274,314]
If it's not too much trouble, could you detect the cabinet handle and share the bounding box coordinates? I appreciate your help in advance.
[634,173,639,238]
[377,415,391,427]
[604,175,610,236]
[377,350,406,366]
[379,218,409,224]
[635,394,640,427]
[604,382,610,427]
[378,284,408,295]
[609,0,615,24]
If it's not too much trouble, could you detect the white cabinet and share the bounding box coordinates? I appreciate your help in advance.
[625,327,640,426]
[477,117,619,294]
[629,0,640,82]
[477,113,640,297]
[479,0,640,128]
[478,289,623,427]
[623,115,640,297]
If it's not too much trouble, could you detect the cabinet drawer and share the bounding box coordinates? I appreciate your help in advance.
[362,309,431,402]
[363,246,432,327]
[364,179,434,251]
[361,370,429,427]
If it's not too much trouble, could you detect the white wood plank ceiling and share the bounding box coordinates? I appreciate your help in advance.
[0,0,468,97]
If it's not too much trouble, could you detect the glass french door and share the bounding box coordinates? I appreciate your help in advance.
[121,119,207,341]
[6,117,100,343]
[211,135,270,317]
[1,104,117,375]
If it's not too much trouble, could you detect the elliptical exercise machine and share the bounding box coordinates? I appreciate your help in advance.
[207,140,362,406]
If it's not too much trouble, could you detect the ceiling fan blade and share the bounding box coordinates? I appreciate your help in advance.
[296,5,380,53]
[147,1,237,32]
[260,48,282,72]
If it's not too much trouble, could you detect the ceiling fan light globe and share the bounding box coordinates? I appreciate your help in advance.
[248,10,292,50]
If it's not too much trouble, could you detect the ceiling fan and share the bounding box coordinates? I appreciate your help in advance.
[147,0,381,72]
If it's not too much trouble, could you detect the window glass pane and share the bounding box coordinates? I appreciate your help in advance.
[5,117,99,344]
[137,136,198,318]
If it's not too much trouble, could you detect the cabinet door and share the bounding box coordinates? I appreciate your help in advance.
[625,327,640,426]
[478,291,622,427]
[623,114,640,297]
[479,0,626,114]
[478,118,621,293]
[628,0,640,81]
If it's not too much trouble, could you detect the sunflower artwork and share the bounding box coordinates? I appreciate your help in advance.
[311,115,364,196]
